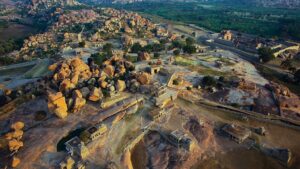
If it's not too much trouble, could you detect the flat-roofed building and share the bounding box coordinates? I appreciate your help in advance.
[168,130,195,151]
[221,124,251,143]
[87,123,108,141]
[65,136,89,159]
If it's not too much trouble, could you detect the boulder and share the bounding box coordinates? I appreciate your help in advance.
[116,80,126,92]
[48,63,58,71]
[13,130,23,140]
[70,58,90,72]
[73,97,86,112]
[72,90,83,98]
[100,80,108,89]
[138,52,151,61]
[11,122,25,131]
[137,72,151,85]
[57,68,71,80]
[70,71,80,84]
[80,87,90,98]
[103,65,115,77]
[124,35,133,46]
[89,87,103,102]
[8,139,23,151]
[4,89,12,96]
[48,92,68,119]
[59,79,75,92]
[54,107,68,119]
[11,156,21,168]
[5,133,13,140]
[118,65,126,75]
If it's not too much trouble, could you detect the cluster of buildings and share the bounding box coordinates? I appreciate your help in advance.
[218,30,299,57]
[59,123,107,169]
[59,94,144,168]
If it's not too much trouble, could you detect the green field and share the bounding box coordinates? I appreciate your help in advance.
[104,2,300,41]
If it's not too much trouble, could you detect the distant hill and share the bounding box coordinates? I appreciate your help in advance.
[256,0,300,8]
[9,0,81,14]
[219,0,300,8]
[79,0,300,8]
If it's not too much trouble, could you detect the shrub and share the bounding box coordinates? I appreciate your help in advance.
[183,45,196,54]
[154,52,160,58]
[173,49,180,56]
[202,76,216,86]
[258,47,275,63]
[173,79,179,85]
[186,37,195,46]
[172,40,185,49]
[78,41,86,47]
[91,52,106,65]
[131,43,143,53]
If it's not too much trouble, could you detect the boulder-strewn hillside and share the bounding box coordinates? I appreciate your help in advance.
[79,0,190,4]
[25,0,80,13]
[79,0,300,8]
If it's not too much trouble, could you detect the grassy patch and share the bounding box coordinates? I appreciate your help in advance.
[174,56,197,66]
[189,65,230,77]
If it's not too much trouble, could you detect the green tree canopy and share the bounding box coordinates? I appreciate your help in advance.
[173,49,180,56]
[131,42,143,53]
[183,45,196,54]
[186,37,195,46]
[202,76,216,87]
[258,47,275,63]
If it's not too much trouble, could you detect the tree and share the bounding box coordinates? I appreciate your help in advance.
[173,79,179,85]
[131,43,143,53]
[186,37,195,46]
[172,40,185,49]
[154,52,160,58]
[183,45,196,54]
[173,49,180,56]
[91,52,106,65]
[202,76,216,87]
[258,47,275,63]
[78,41,86,47]
[160,38,168,44]
[152,43,164,52]
[103,43,113,58]
[103,43,113,52]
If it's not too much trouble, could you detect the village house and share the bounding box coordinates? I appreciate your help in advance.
[86,123,108,141]
[221,124,251,143]
[65,137,90,159]
[222,30,233,41]
[148,108,167,120]
[168,130,195,151]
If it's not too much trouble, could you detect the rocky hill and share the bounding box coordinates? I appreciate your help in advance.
[79,0,300,8]
[25,0,80,13]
